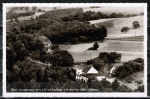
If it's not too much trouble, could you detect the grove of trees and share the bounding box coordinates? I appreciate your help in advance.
[113,58,144,79]
[99,52,122,63]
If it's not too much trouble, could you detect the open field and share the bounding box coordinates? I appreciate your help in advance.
[18,12,43,20]
[106,36,144,41]
[60,41,143,63]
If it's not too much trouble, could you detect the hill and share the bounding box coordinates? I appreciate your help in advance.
[83,6,144,15]
[89,16,144,39]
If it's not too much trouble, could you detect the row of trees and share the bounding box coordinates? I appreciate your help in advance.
[39,8,83,19]
[113,58,144,79]
[9,7,39,11]
[60,11,139,22]
[6,11,35,20]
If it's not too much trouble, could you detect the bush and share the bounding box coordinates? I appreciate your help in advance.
[50,50,74,66]
[88,42,99,50]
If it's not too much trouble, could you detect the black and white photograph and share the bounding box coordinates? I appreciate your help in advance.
[3,3,147,97]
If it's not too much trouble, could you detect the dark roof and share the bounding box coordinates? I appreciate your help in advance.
[107,65,113,71]
[77,64,86,70]
[82,65,93,73]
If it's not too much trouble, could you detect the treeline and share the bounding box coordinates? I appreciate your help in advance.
[6,11,35,20]
[113,58,144,79]
[7,19,107,44]
[60,11,139,22]
[39,8,83,19]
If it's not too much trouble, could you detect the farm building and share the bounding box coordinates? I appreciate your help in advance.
[106,66,116,77]
[76,64,106,82]
[96,75,106,81]
[76,64,99,76]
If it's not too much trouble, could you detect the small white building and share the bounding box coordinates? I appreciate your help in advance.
[83,66,99,74]
[106,66,116,77]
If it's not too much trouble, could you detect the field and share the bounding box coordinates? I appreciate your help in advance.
[18,12,43,20]
[90,16,144,38]
[60,39,143,63]
[83,6,144,15]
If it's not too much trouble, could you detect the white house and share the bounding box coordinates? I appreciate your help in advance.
[96,75,106,81]
[76,64,99,75]
[84,66,99,74]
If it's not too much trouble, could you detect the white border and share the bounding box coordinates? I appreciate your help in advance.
[3,3,147,97]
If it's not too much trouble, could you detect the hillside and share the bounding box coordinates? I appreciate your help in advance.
[89,16,144,39]
[83,6,144,15]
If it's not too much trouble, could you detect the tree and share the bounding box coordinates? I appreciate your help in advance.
[38,9,42,12]
[139,12,144,15]
[121,27,130,33]
[132,21,140,29]
[35,16,39,20]
[111,79,120,91]
[50,50,74,66]
[136,85,144,92]
[25,7,29,11]
[32,7,37,11]
[19,7,24,10]
[15,18,19,23]
[30,17,34,21]
[93,42,99,50]
[124,76,133,83]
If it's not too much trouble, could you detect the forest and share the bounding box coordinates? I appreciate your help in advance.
[7,17,107,44]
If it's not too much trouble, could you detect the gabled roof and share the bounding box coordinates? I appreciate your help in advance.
[107,65,113,71]
[82,65,93,73]
[77,64,86,70]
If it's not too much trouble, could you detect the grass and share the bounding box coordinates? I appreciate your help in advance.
[106,36,144,41]
[89,16,144,39]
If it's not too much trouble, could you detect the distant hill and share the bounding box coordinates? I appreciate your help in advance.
[83,6,144,15]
